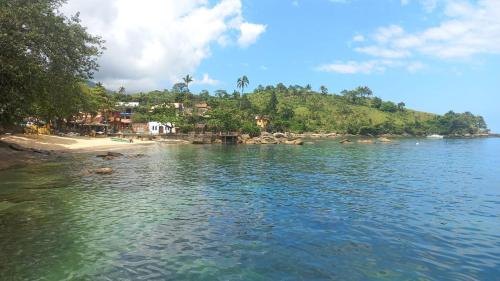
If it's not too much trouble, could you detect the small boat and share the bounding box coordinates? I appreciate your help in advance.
[427,134,444,139]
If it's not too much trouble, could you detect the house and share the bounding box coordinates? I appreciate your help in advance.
[194,103,210,116]
[149,103,184,114]
[69,113,109,135]
[116,102,140,107]
[111,102,140,132]
[255,115,270,129]
[133,122,176,135]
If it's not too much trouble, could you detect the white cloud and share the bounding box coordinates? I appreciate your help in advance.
[400,0,438,12]
[238,22,267,48]
[317,61,385,74]
[329,0,500,75]
[61,0,265,91]
[193,74,220,86]
[317,60,423,74]
[352,34,365,42]
[373,25,405,43]
[355,46,411,59]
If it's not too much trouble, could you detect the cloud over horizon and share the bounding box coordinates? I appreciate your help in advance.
[62,0,266,91]
[320,0,500,74]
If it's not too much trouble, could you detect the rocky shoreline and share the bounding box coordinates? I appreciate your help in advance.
[237,132,304,145]
[0,140,56,171]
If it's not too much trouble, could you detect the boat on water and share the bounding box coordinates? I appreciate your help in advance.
[427,134,444,139]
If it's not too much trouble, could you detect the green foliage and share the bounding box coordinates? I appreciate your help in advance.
[207,108,241,132]
[241,121,261,137]
[371,97,382,109]
[0,0,103,126]
[380,101,398,113]
[266,91,278,115]
[114,84,487,136]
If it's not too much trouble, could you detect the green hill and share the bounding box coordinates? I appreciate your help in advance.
[119,84,487,136]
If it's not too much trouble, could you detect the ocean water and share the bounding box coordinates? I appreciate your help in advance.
[0,138,499,281]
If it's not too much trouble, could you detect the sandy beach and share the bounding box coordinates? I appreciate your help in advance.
[0,134,182,170]
[0,134,158,152]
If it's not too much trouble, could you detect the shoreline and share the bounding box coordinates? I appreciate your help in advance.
[0,134,187,171]
[0,132,496,171]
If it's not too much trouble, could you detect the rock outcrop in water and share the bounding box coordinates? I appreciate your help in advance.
[239,132,304,145]
[96,151,124,160]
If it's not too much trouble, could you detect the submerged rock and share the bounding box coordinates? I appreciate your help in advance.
[378,137,392,143]
[8,143,27,151]
[94,167,113,175]
[97,151,124,158]
[129,153,145,158]
[358,139,374,144]
[339,139,352,144]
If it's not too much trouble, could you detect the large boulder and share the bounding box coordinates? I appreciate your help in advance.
[241,134,251,140]
[8,143,27,151]
[245,138,259,144]
[285,139,304,145]
[273,132,287,138]
[260,132,272,137]
[260,136,278,144]
[94,167,113,175]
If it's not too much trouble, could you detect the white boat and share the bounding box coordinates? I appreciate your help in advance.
[427,134,444,139]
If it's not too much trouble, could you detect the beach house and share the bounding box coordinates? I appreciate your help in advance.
[133,122,176,135]
[111,102,140,132]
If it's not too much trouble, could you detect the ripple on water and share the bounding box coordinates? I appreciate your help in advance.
[0,138,500,280]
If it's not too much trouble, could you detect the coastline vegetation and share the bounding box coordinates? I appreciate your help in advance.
[113,83,489,136]
[0,0,488,137]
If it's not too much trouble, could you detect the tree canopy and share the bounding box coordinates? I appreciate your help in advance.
[111,83,488,136]
[0,0,104,127]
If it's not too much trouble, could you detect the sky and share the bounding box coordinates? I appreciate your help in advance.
[62,0,500,132]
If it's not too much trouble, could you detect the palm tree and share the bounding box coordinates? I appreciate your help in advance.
[237,75,249,111]
[237,75,249,95]
[183,74,193,92]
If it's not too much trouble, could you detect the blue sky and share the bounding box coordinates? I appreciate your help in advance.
[63,0,500,132]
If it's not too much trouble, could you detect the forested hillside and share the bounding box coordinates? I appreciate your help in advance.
[113,83,488,136]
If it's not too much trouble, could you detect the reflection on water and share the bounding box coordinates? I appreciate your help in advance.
[1,138,500,280]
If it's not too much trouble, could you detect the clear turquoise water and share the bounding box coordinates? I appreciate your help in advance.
[1,138,499,280]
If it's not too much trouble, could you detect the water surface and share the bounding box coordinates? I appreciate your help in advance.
[1,138,499,280]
